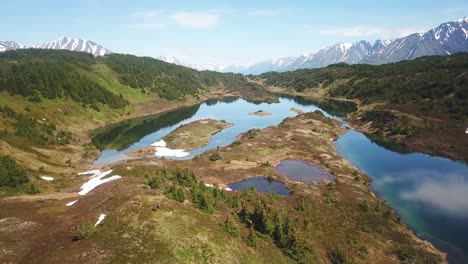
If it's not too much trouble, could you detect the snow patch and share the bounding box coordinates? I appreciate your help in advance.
[77,170,121,195]
[94,214,106,226]
[66,200,78,206]
[154,147,189,158]
[151,140,190,158]
[40,176,54,181]
[151,140,167,147]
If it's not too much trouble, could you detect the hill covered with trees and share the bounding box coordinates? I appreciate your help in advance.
[256,53,468,161]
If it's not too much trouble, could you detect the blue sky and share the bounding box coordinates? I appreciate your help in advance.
[1,0,467,66]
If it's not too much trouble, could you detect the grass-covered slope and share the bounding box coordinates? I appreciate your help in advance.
[0,49,274,194]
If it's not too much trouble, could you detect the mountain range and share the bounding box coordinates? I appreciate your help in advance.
[1,17,467,73]
[160,17,468,74]
[0,37,111,57]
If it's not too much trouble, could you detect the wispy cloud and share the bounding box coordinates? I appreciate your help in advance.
[128,9,222,30]
[248,8,292,17]
[319,26,429,39]
[128,9,167,30]
[170,11,220,29]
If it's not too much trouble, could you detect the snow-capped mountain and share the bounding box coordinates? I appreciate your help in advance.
[0,41,25,52]
[233,57,297,75]
[157,56,225,72]
[233,17,468,74]
[0,37,111,57]
[34,37,111,56]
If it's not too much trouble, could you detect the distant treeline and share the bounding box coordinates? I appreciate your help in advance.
[0,49,266,108]
[102,54,268,100]
[258,53,468,118]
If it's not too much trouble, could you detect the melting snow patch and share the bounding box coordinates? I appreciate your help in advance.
[77,170,121,195]
[151,139,189,158]
[224,187,232,192]
[154,147,189,158]
[205,183,214,187]
[66,200,78,207]
[41,176,54,181]
[151,140,167,147]
[78,169,102,176]
[94,214,106,226]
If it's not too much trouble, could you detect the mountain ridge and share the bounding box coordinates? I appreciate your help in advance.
[0,37,111,57]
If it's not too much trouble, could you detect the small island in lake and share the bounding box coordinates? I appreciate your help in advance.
[126,119,233,157]
[248,110,272,116]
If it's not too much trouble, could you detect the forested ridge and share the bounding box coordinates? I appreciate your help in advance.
[0,49,127,108]
[102,54,269,100]
[0,49,267,106]
[258,53,468,118]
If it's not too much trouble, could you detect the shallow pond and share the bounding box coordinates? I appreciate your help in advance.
[275,159,336,184]
[92,95,468,263]
[228,177,292,196]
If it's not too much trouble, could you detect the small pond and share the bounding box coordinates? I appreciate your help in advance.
[275,159,336,184]
[228,177,292,196]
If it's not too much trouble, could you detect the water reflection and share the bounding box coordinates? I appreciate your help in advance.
[334,130,468,263]
[228,177,292,196]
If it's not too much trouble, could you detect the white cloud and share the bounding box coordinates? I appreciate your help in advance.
[248,8,292,17]
[319,26,429,39]
[401,177,468,217]
[128,9,221,30]
[170,11,220,29]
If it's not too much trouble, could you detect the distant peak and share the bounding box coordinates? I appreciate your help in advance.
[457,17,468,23]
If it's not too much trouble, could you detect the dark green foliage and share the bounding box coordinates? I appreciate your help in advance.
[259,53,468,118]
[244,228,257,247]
[102,54,204,100]
[0,105,73,146]
[164,185,185,203]
[0,50,127,108]
[328,247,351,264]
[296,196,311,213]
[173,167,197,187]
[15,114,47,145]
[0,155,29,187]
[236,195,314,262]
[358,200,370,213]
[220,217,240,237]
[396,245,417,262]
[209,152,222,161]
[230,140,241,147]
[192,181,225,213]
[147,175,162,189]
[26,183,40,194]
[75,221,96,240]
[383,209,393,222]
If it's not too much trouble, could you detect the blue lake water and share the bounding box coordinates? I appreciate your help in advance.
[93,97,341,164]
[334,130,468,263]
[92,96,468,263]
[228,177,292,196]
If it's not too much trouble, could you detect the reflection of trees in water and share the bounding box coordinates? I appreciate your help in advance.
[92,104,200,150]
[204,96,240,106]
[278,94,357,117]
[365,134,413,155]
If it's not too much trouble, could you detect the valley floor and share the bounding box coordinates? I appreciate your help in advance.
[0,110,446,263]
